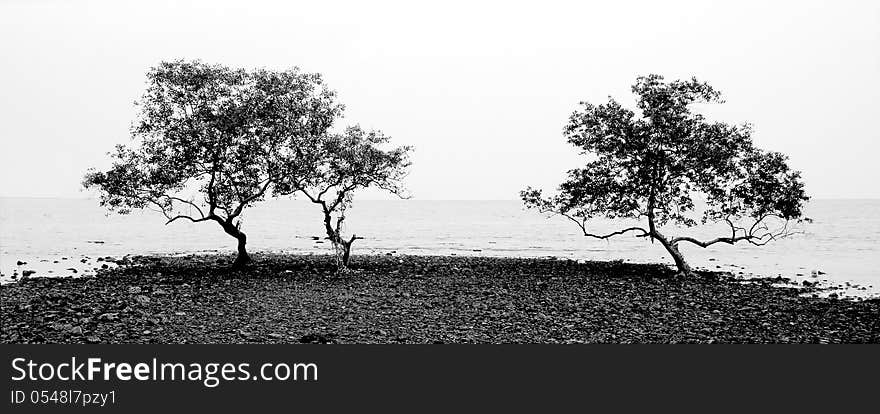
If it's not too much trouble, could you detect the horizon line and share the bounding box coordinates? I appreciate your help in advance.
[2,195,879,202]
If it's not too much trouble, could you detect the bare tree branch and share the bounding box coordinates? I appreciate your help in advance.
[672,215,799,248]
[165,215,212,225]
[583,226,651,240]
[228,178,272,220]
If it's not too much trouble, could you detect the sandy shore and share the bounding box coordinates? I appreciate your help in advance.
[1,254,878,343]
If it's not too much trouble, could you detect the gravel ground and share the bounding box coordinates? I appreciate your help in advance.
[2,253,878,343]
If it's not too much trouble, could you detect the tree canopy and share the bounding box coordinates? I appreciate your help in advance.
[280,125,412,269]
[522,74,809,275]
[83,60,339,267]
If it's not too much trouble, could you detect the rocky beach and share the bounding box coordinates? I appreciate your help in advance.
[2,254,878,344]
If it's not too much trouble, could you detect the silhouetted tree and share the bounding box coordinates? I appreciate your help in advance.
[279,126,411,270]
[522,74,809,276]
[83,60,339,268]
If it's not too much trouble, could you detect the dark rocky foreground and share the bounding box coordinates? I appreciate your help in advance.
[2,254,878,344]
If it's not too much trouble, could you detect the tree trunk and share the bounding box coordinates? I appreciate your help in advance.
[220,221,251,269]
[322,209,357,271]
[327,238,355,271]
[232,233,250,268]
[647,206,693,277]
[340,242,350,267]
[321,211,343,270]
[659,238,693,277]
[341,240,353,267]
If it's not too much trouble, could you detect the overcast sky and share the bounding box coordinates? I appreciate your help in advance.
[1,0,878,200]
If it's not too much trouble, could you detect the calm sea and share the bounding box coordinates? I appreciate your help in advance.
[1,198,878,298]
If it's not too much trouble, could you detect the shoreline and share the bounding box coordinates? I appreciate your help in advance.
[3,249,877,300]
[2,253,878,344]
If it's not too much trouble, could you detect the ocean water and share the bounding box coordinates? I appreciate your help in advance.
[1,198,878,298]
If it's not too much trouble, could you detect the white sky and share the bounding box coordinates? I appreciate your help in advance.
[1,0,878,199]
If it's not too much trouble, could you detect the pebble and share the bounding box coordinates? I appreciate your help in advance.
[99,313,119,321]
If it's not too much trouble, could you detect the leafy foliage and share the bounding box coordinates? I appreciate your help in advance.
[284,126,412,269]
[522,74,809,274]
[83,60,339,266]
